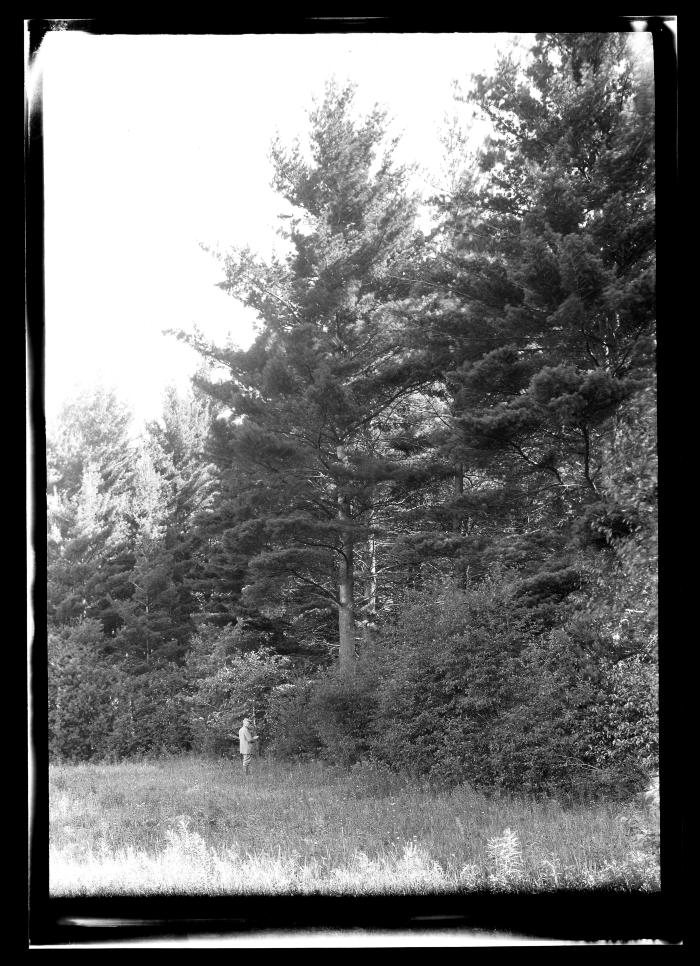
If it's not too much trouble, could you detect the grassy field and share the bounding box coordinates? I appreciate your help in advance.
[48,755,660,896]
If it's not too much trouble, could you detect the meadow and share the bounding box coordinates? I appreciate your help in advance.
[48,755,660,896]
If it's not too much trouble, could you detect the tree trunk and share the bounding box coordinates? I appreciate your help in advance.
[365,527,378,636]
[145,599,150,665]
[336,444,356,673]
[452,463,464,529]
[338,527,356,674]
[453,463,468,588]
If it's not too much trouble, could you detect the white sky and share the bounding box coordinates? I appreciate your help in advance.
[35,30,530,427]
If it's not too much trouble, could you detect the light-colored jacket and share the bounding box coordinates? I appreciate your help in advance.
[239,724,258,755]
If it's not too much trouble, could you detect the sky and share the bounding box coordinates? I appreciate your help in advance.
[35,30,531,428]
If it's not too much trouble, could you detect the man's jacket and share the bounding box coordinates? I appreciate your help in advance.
[239,725,258,754]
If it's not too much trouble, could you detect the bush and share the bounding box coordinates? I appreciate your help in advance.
[265,679,323,760]
[464,622,657,799]
[357,572,657,797]
[186,640,294,756]
[48,620,122,762]
[265,664,378,767]
[109,665,193,759]
[366,574,533,788]
[581,650,658,788]
[307,666,378,767]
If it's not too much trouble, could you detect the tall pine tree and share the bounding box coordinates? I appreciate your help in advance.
[422,32,656,591]
[179,83,433,671]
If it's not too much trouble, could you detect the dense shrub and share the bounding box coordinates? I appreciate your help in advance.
[581,650,658,788]
[186,633,294,755]
[109,665,193,758]
[48,620,122,762]
[49,620,195,761]
[265,679,323,760]
[365,575,534,788]
[490,625,657,798]
[307,665,379,767]
[352,573,658,797]
[265,663,378,766]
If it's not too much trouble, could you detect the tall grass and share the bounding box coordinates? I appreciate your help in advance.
[48,756,660,896]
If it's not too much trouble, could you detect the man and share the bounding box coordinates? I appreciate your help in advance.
[238,717,259,776]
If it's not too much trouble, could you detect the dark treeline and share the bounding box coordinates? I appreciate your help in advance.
[47,33,657,798]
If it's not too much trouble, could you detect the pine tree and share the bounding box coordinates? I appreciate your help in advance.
[47,386,135,500]
[47,389,138,631]
[179,83,432,671]
[423,32,656,590]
